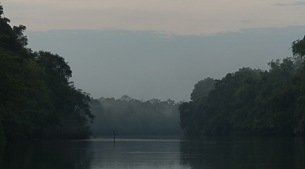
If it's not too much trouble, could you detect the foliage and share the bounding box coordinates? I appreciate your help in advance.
[0,5,93,141]
[90,96,180,136]
[180,37,305,137]
[191,77,215,102]
[292,36,305,58]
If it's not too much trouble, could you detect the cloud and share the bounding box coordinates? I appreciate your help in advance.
[3,0,305,35]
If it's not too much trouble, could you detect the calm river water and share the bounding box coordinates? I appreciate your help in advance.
[0,137,304,169]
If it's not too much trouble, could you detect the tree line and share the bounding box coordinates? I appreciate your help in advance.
[90,95,181,136]
[0,5,94,144]
[180,36,305,137]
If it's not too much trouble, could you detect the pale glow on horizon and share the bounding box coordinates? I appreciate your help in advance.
[2,0,305,35]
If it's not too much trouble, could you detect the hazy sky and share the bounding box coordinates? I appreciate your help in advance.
[2,1,305,101]
[26,27,305,101]
[2,0,305,35]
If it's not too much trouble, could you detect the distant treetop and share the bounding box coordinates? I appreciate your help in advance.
[292,36,305,58]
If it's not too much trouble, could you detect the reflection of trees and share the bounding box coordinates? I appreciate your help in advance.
[0,141,93,169]
[180,137,305,169]
[90,140,183,169]
[0,145,4,168]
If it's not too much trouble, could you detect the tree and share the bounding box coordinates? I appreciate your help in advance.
[0,10,27,52]
[292,36,305,58]
[179,55,305,137]
[90,96,180,136]
[191,77,215,102]
[0,4,93,141]
[34,51,93,138]
[35,51,72,83]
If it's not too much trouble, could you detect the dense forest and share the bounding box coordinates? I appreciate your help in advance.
[0,5,94,144]
[90,96,180,136]
[180,36,305,137]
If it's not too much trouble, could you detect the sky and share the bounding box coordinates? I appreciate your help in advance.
[2,0,305,35]
[2,0,305,101]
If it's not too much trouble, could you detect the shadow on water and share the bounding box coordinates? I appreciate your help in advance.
[0,140,93,169]
[180,136,305,169]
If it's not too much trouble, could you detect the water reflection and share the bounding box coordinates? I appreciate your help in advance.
[0,137,304,169]
[0,140,93,169]
[90,138,186,169]
[180,137,305,169]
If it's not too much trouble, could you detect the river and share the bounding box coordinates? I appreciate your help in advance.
[0,137,304,169]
